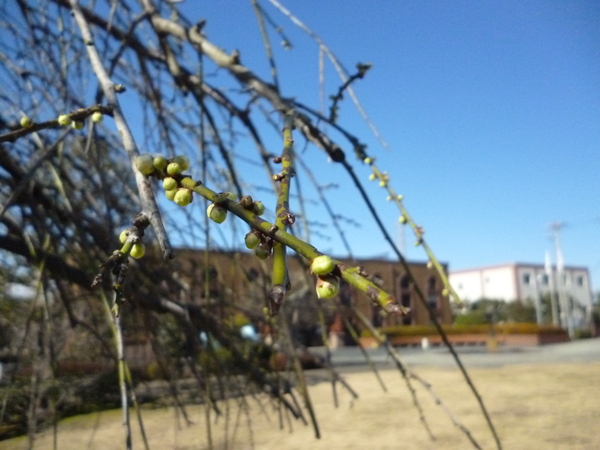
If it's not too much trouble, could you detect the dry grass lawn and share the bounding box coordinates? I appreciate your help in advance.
[2,362,599,450]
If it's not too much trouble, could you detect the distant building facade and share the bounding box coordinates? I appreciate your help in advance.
[177,250,453,328]
[449,263,593,308]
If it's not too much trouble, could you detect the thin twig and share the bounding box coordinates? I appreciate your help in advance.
[68,0,173,260]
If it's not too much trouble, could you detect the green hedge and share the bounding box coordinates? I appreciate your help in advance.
[361,323,566,338]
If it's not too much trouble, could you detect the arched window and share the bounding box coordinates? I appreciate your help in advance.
[427,276,438,321]
[400,275,411,325]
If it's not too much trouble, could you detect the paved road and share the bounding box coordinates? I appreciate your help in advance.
[310,337,600,369]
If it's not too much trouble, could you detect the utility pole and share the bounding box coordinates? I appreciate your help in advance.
[549,222,573,338]
[545,251,559,326]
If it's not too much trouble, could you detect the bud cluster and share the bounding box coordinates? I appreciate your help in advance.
[118,228,145,259]
[134,153,199,208]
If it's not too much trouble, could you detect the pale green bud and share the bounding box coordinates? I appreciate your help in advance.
[153,156,168,170]
[252,201,265,216]
[311,255,335,276]
[72,120,84,130]
[399,215,407,224]
[442,288,449,297]
[172,155,190,171]
[379,180,386,187]
[180,177,196,189]
[174,188,192,206]
[167,162,182,175]
[244,231,261,250]
[364,157,372,164]
[316,276,340,299]
[91,111,103,123]
[130,242,145,259]
[20,116,33,128]
[119,229,129,244]
[58,114,71,126]
[369,174,376,181]
[163,177,178,191]
[165,189,177,201]
[207,203,227,223]
[224,192,237,201]
[135,154,155,175]
[255,245,270,260]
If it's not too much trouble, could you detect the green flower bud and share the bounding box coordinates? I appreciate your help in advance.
[91,111,103,123]
[153,156,168,170]
[244,231,261,250]
[135,154,155,175]
[254,245,270,260]
[397,194,403,201]
[58,114,71,126]
[442,288,449,297]
[364,157,372,164]
[119,229,129,244]
[20,116,33,128]
[240,196,254,209]
[130,242,145,259]
[427,260,433,269]
[167,162,182,175]
[252,201,265,216]
[172,155,190,171]
[379,180,386,187]
[165,189,177,201]
[311,255,335,276]
[180,177,196,189]
[316,276,340,299]
[399,215,407,224]
[174,188,193,206]
[369,174,376,181]
[163,177,178,191]
[207,203,227,223]
[71,120,84,130]
[224,192,237,201]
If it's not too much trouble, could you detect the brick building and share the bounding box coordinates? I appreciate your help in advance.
[175,250,453,328]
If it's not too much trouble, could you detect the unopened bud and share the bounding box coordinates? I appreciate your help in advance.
[130,242,145,259]
[207,203,227,223]
[252,201,265,216]
[167,162,182,175]
[180,177,196,189]
[255,245,270,260]
[153,156,168,170]
[316,276,340,299]
[174,188,192,206]
[135,154,155,175]
[311,255,335,276]
[58,114,71,126]
[20,116,33,128]
[163,177,178,191]
[119,229,129,244]
[244,231,261,250]
[172,155,190,171]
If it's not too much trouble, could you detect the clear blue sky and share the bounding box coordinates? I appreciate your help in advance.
[176,1,600,292]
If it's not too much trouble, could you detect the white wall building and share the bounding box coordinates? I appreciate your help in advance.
[449,262,593,308]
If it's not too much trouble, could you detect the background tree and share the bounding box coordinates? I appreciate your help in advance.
[0,1,500,449]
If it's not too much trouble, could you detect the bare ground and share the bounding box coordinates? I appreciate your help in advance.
[2,361,599,450]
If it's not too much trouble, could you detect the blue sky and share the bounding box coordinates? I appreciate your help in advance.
[178,1,599,291]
